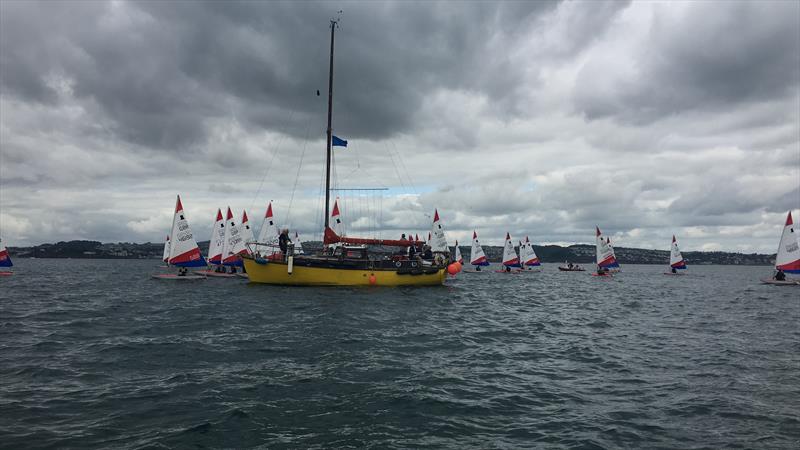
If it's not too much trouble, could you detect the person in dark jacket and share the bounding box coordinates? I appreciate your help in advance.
[774,269,786,281]
[278,229,292,255]
[422,245,433,260]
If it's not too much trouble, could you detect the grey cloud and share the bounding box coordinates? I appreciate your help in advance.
[574,1,800,124]
[1,0,561,152]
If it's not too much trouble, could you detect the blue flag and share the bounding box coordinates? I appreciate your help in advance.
[332,135,347,147]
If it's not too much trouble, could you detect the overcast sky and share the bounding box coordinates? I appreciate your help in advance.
[1,0,798,252]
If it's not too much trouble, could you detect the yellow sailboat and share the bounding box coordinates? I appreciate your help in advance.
[242,19,452,286]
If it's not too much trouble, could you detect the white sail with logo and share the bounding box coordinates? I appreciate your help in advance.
[429,209,448,252]
[670,235,687,270]
[502,232,520,268]
[775,211,800,274]
[221,207,247,266]
[168,195,206,267]
[240,210,255,254]
[470,231,489,266]
[207,208,225,265]
[257,201,280,257]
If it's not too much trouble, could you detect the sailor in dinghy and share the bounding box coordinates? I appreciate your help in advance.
[520,236,541,272]
[593,226,616,277]
[497,233,521,273]
[762,211,800,285]
[665,235,687,275]
[467,231,490,272]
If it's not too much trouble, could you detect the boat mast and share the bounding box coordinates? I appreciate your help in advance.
[324,18,338,230]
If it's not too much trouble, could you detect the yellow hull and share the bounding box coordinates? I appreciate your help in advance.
[242,257,446,286]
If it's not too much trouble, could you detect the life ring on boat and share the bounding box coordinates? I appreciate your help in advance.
[395,261,402,268]
[410,261,419,268]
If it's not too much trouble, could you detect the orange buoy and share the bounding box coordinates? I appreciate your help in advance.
[447,263,459,276]
[368,274,377,285]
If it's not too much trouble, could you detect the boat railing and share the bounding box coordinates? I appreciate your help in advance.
[246,242,296,261]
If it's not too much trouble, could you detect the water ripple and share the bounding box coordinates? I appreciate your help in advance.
[0,260,798,448]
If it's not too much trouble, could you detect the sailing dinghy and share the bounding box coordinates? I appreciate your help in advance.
[762,211,800,285]
[464,231,490,273]
[496,233,522,272]
[664,235,687,275]
[0,238,13,275]
[195,208,238,277]
[520,236,541,271]
[594,226,616,276]
[153,195,207,280]
[222,207,248,268]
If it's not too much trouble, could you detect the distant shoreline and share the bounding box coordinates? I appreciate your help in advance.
[7,240,775,266]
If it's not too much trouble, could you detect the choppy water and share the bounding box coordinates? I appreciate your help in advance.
[1,259,798,449]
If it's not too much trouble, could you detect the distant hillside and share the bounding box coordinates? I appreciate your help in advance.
[7,240,774,265]
[9,240,163,259]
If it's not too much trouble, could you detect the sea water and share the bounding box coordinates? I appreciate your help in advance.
[1,259,798,449]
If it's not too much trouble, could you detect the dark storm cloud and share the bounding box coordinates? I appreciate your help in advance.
[573,1,800,124]
[0,0,560,150]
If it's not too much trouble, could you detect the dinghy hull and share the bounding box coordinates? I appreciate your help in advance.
[152,274,206,280]
[760,278,800,286]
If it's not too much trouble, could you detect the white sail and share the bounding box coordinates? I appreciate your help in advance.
[595,226,617,268]
[294,230,305,254]
[429,209,448,252]
[518,240,528,265]
[221,207,247,266]
[670,235,686,269]
[606,238,620,269]
[207,208,225,264]
[257,201,280,257]
[502,232,520,267]
[524,236,540,266]
[168,195,206,267]
[240,209,255,254]
[454,240,463,264]
[470,231,489,266]
[162,235,170,263]
[776,211,800,273]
